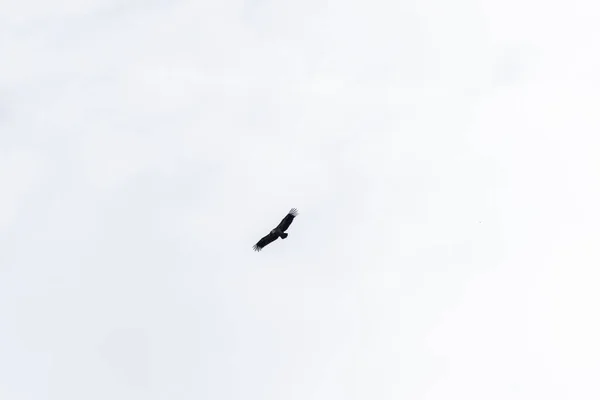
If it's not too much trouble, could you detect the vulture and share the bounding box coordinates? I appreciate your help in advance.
[253,208,298,251]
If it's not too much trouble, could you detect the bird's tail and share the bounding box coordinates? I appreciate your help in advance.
[280,232,288,239]
[289,208,298,217]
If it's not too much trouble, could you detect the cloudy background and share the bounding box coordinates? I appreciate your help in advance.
[1,0,599,399]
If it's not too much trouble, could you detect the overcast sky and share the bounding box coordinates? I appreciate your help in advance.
[1,0,599,399]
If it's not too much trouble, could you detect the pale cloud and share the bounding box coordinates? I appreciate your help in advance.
[0,148,44,230]
[1,0,599,399]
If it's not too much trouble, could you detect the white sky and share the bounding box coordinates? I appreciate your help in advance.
[1,0,599,399]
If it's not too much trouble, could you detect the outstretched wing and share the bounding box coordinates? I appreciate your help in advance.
[276,208,298,232]
[253,231,278,251]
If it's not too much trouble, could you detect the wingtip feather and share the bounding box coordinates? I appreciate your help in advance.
[289,208,298,216]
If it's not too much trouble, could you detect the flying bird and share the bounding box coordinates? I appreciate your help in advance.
[253,208,298,251]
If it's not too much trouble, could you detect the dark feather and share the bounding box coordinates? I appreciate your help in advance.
[276,208,298,232]
[253,231,278,252]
